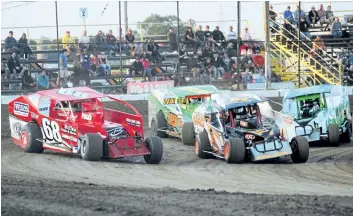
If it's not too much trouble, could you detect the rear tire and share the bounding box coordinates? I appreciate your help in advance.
[144,136,163,164]
[22,123,44,153]
[290,136,309,163]
[151,112,168,138]
[80,133,103,161]
[182,122,195,146]
[341,120,352,143]
[195,131,212,159]
[328,124,340,146]
[224,138,245,164]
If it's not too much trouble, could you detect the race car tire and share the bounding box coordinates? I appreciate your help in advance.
[181,122,195,146]
[328,124,340,146]
[340,120,352,143]
[22,123,44,153]
[290,136,309,163]
[224,138,245,164]
[80,133,103,161]
[151,112,168,138]
[195,131,212,159]
[144,136,163,164]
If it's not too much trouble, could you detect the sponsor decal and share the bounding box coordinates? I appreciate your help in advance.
[41,118,63,143]
[107,127,126,138]
[245,134,256,140]
[14,102,29,117]
[61,124,77,135]
[9,116,27,139]
[39,107,49,112]
[82,113,92,121]
[31,112,39,119]
[126,118,141,127]
[127,80,174,94]
[61,133,78,142]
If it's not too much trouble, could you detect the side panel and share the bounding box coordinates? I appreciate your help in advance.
[9,115,28,145]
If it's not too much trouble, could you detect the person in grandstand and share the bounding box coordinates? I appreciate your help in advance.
[317,4,327,25]
[97,52,111,76]
[293,5,307,26]
[62,30,75,51]
[226,26,237,46]
[167,27,177,52]
[242,27,252,41]
[106,30,119,56]
[212,25,226,49]
[37,70,50,90]
[308,6,320,26]
[184,26,198,52]
[195,25,206,48]
[130,56,144,78]
[299,17,312,39]
[269,5,279,32]
[212,52,227,80]
[283,6,293,24]
[7,52,22,77]
[58,49,70,87]
[330,17,342,38]
[252,41,261,54]
[21,69,34,90]
[311,36,326,57]
[18,33,32,60]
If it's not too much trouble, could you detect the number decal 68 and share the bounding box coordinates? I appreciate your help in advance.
[42,118,62,143]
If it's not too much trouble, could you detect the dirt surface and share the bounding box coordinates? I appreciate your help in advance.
[2,100,353,216]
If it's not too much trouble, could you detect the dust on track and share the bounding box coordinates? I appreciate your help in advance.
[2,100,353,216]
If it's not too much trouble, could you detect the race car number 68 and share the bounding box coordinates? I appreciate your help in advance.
[42,118,62,143]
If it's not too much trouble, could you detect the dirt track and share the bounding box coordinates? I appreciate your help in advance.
[2,101,353,216]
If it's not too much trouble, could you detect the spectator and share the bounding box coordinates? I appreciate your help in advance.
[311,36,326,56]
[37,70,50,90]
[212,25,225,42]
[140,57,153,81]
[308,6,320,25]
[204,25,213,39]
[59,49,70,87]
[184,26,198,51]
[95,30,107,51]
[252,41,261,54]
[299,17,312,39]
[18,33,32,59]
[106,29,119,56]
[130,56,144,77]
[179,44,188,64]
[240,42,253,56]
[225,43,237,58]
[167,27,177,52]
[293,5,306,25]
[283,6,293,23]
[79,50,92,85]
[317,4,327,24]
[269,5,279,32]
[212,52,226,79]
[331,17,342,38]
[202,45,213,58]
[324,6,335,30]
[78,29,90,50]
[242,27,252,41]
[125,28,135,53]
[283,19,294,40]
[90,54,98,73]
[21,69,34,90]
[62,30,75,51]
[346,54,353,68]
[134,42,148,58]
[97,52,111,76]
[226,26,237,45]
[151,45,163,63]
[195,25,205,50]
[7,53,22,76]
[4,31,18,52]
[346,65,353,86]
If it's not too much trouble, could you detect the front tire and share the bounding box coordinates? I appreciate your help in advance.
[290,136,309,163]
[181,122,195,146]
[22,123,44,153]
[151,112,168,138]
[80,133,103,161]
[224,138,245,164]
[144,136,163,164]
[328,124,340,146]
[195,131,212,159]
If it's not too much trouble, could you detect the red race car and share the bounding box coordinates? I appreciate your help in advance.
[8,87,163,164]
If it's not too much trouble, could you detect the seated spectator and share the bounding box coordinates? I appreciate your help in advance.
[125,28,135,53]
[62,30,75,51]
[18,33,32,59]
[317,4,327,24]
[130,56,144,77]
[106,29,119,56]
[7,53,22,77]
[184,26,198,51]
[195,25,205,46]
[252,41,261,54]
[240,42,253,56]
[37,70,50,90]
[140,57,153,81]
[330,17,342,38]
[151,45,163,63]
[225,43,237,58]
[167,27,177,52]
[78,29,90,50]
[283,19,294,40]
[324,6,335,30]
[204,25,213,39]
[299,17,312,39]
[59,49,69,86]
[293,5,307,25]
[242,27,252,42]
[269,5,279,32]
[4,31,18,53]
[90,54,98,73]
[212,52,226,79]
[226,26,237,45]
[283,6,293,23]
[308,6,320,25]
[212,25,225,42]
[97,52,111,76]
[134,42,148,58]
[311,36,326,56]
[202,45,213,58]
[95,30,108,51]
[21,69,35,90]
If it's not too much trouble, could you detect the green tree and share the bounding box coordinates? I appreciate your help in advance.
[138,14,186,40]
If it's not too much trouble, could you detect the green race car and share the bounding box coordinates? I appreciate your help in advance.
[148,85,221,145]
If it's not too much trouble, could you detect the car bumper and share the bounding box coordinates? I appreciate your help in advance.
[250,139,293,161]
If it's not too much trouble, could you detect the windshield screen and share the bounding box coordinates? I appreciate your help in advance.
[206,112,224,132]
[58,99,99,113]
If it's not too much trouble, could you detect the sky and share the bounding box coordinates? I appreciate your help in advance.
[1,0,353,42]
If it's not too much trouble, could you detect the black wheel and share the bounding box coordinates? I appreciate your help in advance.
[80,133,103,161]
[224,138,245,164]
[195,131,212,159]
[290,136,309,163]
[144,136,163,164]
[341,120,352,143]
[181,122,195,146]
[21,123,44,153]
[328,124,340,146]
[151,112,168,138]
